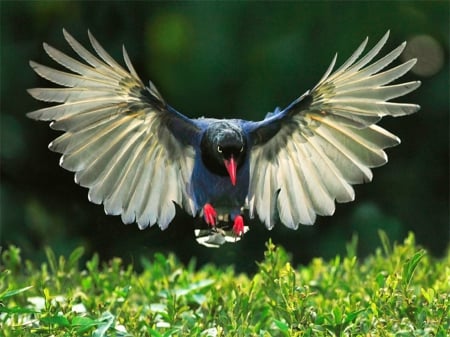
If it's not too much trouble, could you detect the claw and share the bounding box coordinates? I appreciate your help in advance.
[203,203,217,227]
[233,215,244,236]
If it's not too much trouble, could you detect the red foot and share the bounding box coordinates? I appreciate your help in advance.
[203,203,217,226]
[233,215,244,236]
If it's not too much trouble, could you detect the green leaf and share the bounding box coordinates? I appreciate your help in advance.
[40,314,70,327]
[402,250,426,289]
[345,234,358,258]
[68,246,85,269]
[72,316,99,333]
[0,285,33,300]
[173,279,215,296]
[273,319,289,332]
[162,329,181,337]
[148,329,163,337]
[332,307,342,324]
[378,230,392,256]
[0,306,38,314]
[44,246,58,275]
[343,309,365,324]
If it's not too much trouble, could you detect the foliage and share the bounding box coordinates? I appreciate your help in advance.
[1,233,448,336]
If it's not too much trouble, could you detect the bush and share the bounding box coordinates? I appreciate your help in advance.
[1,232,448,336]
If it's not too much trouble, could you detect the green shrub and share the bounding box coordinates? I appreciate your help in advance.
[1,232,448,336]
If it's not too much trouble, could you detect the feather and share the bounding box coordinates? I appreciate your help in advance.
[248,31,420,229]
[43,43,116,81]
[346,31,390,73]
[28,29,199,230]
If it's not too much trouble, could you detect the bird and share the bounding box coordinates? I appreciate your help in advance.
[28,29,420,247]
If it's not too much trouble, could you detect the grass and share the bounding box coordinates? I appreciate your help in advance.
[1,232,449,336]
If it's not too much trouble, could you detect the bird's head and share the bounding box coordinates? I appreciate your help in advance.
[200,121,247,186]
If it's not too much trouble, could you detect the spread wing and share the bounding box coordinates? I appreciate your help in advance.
[247,31,421,229]
[28,29,200,230]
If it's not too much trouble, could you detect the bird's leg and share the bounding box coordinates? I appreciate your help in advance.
[203,203,217,227]
[232,215,245,236]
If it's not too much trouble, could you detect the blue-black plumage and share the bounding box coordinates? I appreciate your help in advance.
[27,30,420,246]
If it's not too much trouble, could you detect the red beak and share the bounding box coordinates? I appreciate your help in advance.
[224,156,237,186]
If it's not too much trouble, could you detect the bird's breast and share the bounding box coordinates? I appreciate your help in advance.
[191,155,249,211]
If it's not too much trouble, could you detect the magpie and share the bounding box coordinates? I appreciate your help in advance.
[28,30,420,246]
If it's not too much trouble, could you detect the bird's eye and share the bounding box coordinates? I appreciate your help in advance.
[217,146,223,153]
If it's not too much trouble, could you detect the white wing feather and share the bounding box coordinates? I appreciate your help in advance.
[249,31,420,229]
[28,29,197,230]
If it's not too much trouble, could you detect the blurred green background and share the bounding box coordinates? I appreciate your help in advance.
[1,1,448,272]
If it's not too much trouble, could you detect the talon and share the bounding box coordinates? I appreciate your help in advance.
[233,215,244,236]
[203,203,217,227]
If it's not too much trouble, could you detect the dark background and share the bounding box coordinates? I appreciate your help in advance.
[1,1,448,272]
